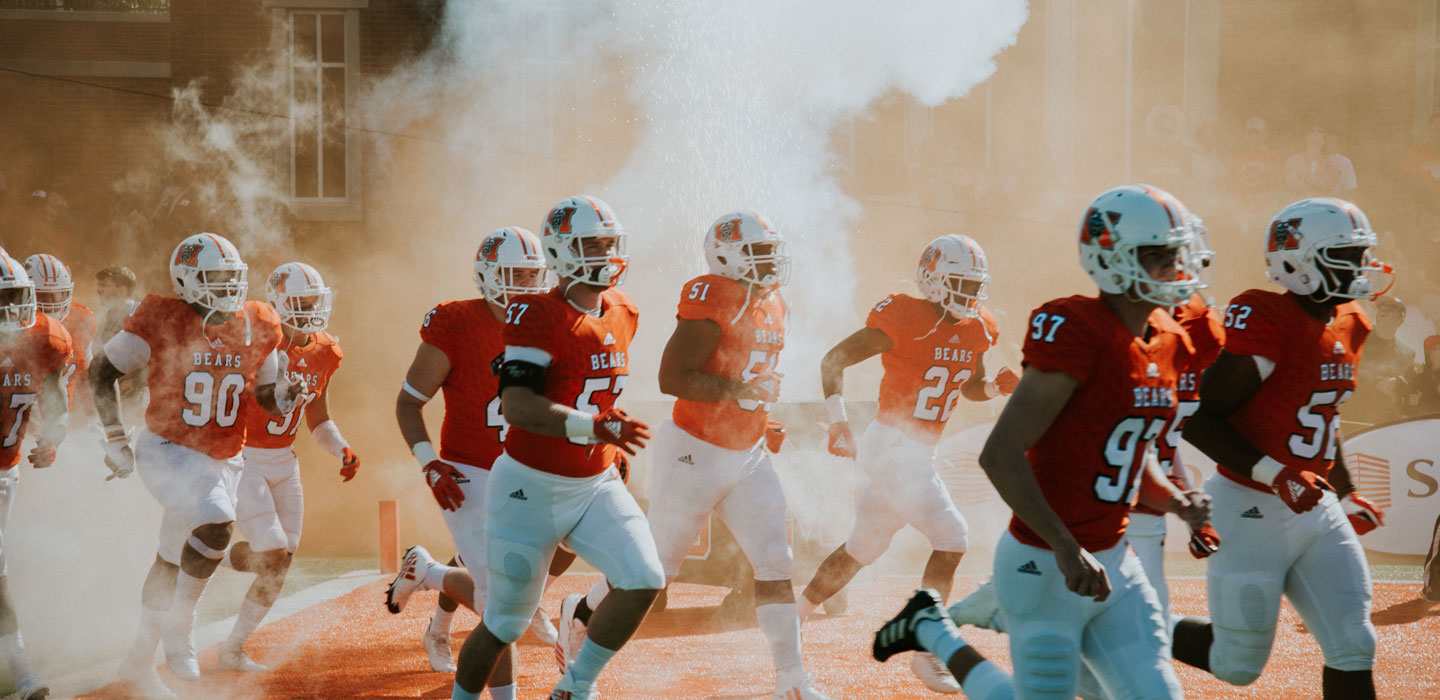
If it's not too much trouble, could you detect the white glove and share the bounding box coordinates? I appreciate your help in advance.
[102,427,135,480]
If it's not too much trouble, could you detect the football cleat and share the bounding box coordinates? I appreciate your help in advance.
[555,593,587,673]
[873,588,948,662]
[1422,585,1439,605]
[217,644,268,672]
[774,670,837,700]
[119,659,179,700]
[162,620,200,681]
[550,670,598,700]
[947,579,1002,631]
[910,652,961,694]
[15,672,50,700]
[422,627,456,673]
[530,603,559,645]
[386,545,436,614]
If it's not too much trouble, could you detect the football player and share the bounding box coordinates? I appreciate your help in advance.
[213,262,358,672]
[872,184,1214,700]
[24,254,96,416]
[1171,198,1392,700]
[91,233,297,699]
[798,233,1016,693]
[386,227,553,698]
[0,252,73,700]
[448,195,662,700]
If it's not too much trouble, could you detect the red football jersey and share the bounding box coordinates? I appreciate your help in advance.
[0,315,72,469]
[671,275,785,450]
[1009,295,1194,552]
[502,287,638,478]
[419,299,508,469]
[1216,289,1369,490]
[866,294,998,445]
[60,303,97,406]
[243,331,343,450]
[125,295,282,459]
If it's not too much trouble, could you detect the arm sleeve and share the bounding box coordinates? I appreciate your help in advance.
[676,278,739,324]
[418,306,453,361]
[863,295,905,345]
[103,331,151,374]
[1021,302,1096,382]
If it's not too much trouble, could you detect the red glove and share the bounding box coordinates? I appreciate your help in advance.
[28,440,57,469]
[1188,523,1221,558]
[592,408,651,455]
[994,366,1020,395]
[746,371,782,404]
[765,420,786,454]
[339,447,360,482]
[423,461,466,512]
[826,421,856,458]
[1269,465,1330,514]
[1341,492,1385,535]
[614,453,630,484]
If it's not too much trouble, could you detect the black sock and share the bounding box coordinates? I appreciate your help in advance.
[1170,617,1213,672]
[946,645,987,685]
[574,597,594,625]
[1322,666,1375,700]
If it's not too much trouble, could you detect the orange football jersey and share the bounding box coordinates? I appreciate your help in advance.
[243,331,343,450]
[866,294,998,445]
[671,275,785,450]
[0,315,72,469]
[1215,289,1369,491]
[60,303,97,408]
[502,287,638,478]
[124,295,282,460]
[1010,295,1194,552]
[419,299,508,469]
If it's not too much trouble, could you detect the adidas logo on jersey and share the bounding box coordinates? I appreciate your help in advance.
[603,332,616,346]
[948,334,961,344]
[210,336,225,348]
[1016,561,1041,576]
[0,357,11,367]
[1146,362,1160,378]
[1333,341,1345,355]
[509,489,528,501]
[1241,506,1264,519]
[678,454,694,465]
[297,358,308,368]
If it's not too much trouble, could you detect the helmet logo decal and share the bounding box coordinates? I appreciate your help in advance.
[549,206,577,234]
[1268,218,1303,251]
[1082,208,1120,249]
[715,218,743,243]
[480,235,503,262]
[174,243,202,267]
[269,270,289,294]
[920,246,941,272]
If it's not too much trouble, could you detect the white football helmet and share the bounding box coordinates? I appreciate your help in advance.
[541,195,628,287]
[1265,198,1393,301]
[0,253,36,332]
[704,210,791,288]
[23,253,73,321]
[475,227,550,306]
[917,234,989,319]
[170,232,247,314]
[266,262,333,333]
[1077,184,1212,306]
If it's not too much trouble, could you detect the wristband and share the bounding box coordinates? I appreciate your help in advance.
[312,419,349,458]
[1252,456,1286,484]
[103,424,127,443]
[564,409,596,438]
[825,394,848,424]
[983,380,1001,399]
[412,440,439,469]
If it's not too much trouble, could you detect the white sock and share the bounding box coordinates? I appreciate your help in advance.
[585,578,610,611]
[423,562,452,591]
[451,681,481,700]
[226,598,271,649]
[796,595,819,621]
[486,683,516,700]
[914,615,966,665]
[430,606,455,636]
[164,571,209,649]
[755,602,804,678]
[125,604,167,667]
[960,660,1015,700]
[568,638,616,686]
[0,630,37,679]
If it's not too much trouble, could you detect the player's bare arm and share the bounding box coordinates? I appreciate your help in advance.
[500,369,650,454]
[254,349,303,417]
[306,382,360,481]
[820,327,891,458]
[1137,457,1209,529]
[90,352,137,479]
[979,367,1111,600]
[395,342,450,449]
[28,369,69,468]
[1183,349,1268,475]
[659,318,756,401]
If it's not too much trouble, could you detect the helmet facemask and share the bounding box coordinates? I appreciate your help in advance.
[183,266,248,314]
[479,261,550,307]
[718,240,792,289]
[276,289,333,332]
[35,286,72,321]
[565,232,628,287]
[940,274,988,319]
[1311,244,1392,301]
[0,284,37,332]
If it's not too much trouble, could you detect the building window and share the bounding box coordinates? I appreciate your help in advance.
[290,11,347,200]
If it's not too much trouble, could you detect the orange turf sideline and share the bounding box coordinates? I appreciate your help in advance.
[77,575,1440,699]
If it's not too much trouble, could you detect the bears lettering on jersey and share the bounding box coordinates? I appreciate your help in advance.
[0,314,72,469]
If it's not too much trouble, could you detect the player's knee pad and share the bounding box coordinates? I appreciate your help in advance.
[843,533,890,567]
[924,513,969,554]
[1320,620,1375,672]
[1209,624,1272,686]
[609,557,666,591]
[751,542,795,582]
[485,611,529,645]
[1015,632,1080,698]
